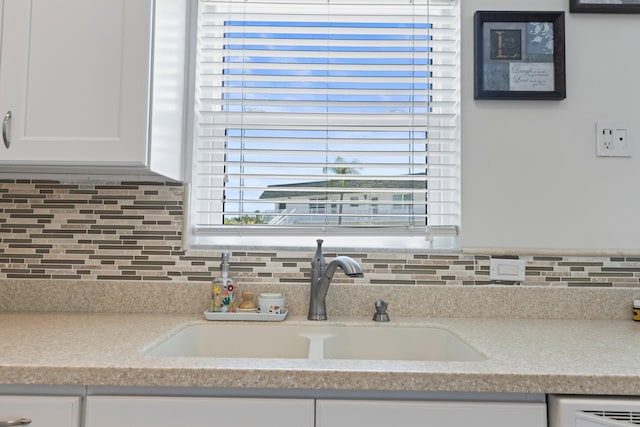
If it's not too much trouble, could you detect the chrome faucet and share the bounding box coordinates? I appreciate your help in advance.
[308,239,364,320]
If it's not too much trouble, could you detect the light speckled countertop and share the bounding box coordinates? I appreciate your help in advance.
[1,311,640,395]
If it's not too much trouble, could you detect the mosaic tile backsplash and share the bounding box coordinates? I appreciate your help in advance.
[1,180,639,287]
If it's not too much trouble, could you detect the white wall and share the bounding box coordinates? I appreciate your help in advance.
[461,0,640,252]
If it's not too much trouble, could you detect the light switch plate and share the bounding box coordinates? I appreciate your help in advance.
[489,258,526,282]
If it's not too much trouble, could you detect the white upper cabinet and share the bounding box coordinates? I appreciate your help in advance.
[0,0,187,181]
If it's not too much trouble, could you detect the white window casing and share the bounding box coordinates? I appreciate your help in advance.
[188,0,460,250]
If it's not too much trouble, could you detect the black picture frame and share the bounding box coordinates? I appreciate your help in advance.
[474,11,566,100]
[570,0,640,13]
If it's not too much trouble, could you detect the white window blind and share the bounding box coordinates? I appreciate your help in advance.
[189,0,460,249]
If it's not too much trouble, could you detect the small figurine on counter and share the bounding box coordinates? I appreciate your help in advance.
[238,291,257,312]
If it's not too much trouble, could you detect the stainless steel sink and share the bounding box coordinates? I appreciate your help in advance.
[146,323,485,362]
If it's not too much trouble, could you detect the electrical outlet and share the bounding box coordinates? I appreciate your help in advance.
[602,128,613,150]
[597,121,631,157]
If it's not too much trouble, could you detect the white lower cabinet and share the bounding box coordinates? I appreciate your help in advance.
[316,399,547,427]
[85,396,315,427]
[0,393,546,427]
[0,396,81,427]
[86,395,546,427]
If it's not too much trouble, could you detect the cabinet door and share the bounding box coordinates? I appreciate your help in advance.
[86,396,315,427]
[316,400,547,427]
[0,396,80,427]
[0,0,152,166]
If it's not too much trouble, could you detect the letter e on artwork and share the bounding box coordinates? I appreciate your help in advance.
[490,29,522,60]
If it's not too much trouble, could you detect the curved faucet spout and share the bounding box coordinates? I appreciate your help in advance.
[308,255,364,321]
[323,256,364,279]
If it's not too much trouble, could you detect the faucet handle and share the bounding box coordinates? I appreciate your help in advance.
[312,239,326,269]
[373,299,390,322]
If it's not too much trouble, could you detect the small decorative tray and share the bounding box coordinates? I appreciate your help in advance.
[203,309,288,322]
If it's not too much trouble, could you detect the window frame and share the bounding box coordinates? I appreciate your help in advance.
[184,0,461,251]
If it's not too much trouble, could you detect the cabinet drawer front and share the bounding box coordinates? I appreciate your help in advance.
[86,396,314,427]
[0,396,80,427]
[316,399,547,427]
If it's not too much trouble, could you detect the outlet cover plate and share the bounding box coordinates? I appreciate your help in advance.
[597,120,630,157]
[489,258,526,282]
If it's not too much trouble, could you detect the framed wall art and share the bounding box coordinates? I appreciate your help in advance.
[570,0,640,13]
[474,11,566,100]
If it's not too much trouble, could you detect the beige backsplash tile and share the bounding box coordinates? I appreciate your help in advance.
[2,180,640,290]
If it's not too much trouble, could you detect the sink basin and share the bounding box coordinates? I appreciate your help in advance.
[147,324,311,359]
[321,326,485,361]
[147,323,485,362]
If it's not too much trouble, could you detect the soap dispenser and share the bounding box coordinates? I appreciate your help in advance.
[211,252,237,312]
